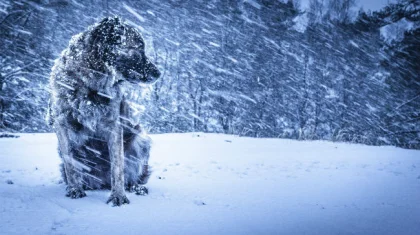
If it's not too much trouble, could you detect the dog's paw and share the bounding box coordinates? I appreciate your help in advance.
[65,187,86,199]
[135,186,148,196]
[127,185,149,196]
[106,193,130,206]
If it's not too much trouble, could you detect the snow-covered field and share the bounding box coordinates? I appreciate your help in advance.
[0,133,419,235]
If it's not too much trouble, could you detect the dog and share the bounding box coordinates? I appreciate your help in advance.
[48,16,160,206]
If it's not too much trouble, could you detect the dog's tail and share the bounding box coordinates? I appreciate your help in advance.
[138,164,152,185]
[59,162,68,184]
[124,129,152,185]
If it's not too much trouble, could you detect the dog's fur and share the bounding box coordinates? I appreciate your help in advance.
[48,17,160,206]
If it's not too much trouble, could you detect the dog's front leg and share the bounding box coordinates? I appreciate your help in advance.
[107,124,129,206]
[56,128,86,198]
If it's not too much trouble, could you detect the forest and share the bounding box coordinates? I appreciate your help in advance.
[0,0,419,149]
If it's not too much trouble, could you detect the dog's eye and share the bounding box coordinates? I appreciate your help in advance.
[128,49,137,56]
[129,49,143,60]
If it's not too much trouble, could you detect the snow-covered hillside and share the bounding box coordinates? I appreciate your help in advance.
[0,133,419,235]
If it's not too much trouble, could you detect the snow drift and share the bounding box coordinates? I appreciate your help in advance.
[0,133,419,234]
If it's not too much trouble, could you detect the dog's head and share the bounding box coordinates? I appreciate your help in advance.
[87,16,160,84]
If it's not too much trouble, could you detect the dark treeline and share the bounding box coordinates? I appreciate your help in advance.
[0,0,419,149]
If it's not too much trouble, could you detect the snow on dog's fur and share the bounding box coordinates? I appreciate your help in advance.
[48,17,160,206]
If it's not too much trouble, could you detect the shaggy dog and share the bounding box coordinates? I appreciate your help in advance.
[48,17,160,206]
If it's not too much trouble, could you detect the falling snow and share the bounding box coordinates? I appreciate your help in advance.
[0,0,420,233]
[1,0,418,149]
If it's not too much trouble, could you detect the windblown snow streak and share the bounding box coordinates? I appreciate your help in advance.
[0,0,419,149]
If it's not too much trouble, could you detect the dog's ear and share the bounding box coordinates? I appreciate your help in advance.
[124,27,145,50]
[95,17,125,44]
[86,17,125,71]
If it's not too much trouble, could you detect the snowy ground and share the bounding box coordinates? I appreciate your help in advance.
[0,133,419,235]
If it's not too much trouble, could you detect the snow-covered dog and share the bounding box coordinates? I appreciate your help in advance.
[48,17,160,206]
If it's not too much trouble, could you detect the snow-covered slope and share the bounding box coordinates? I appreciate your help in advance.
[1,133,419,235]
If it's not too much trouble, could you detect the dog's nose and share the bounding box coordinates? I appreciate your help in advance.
[151,67,161,78]
[145,60,160,78]
[142,64,160,84]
